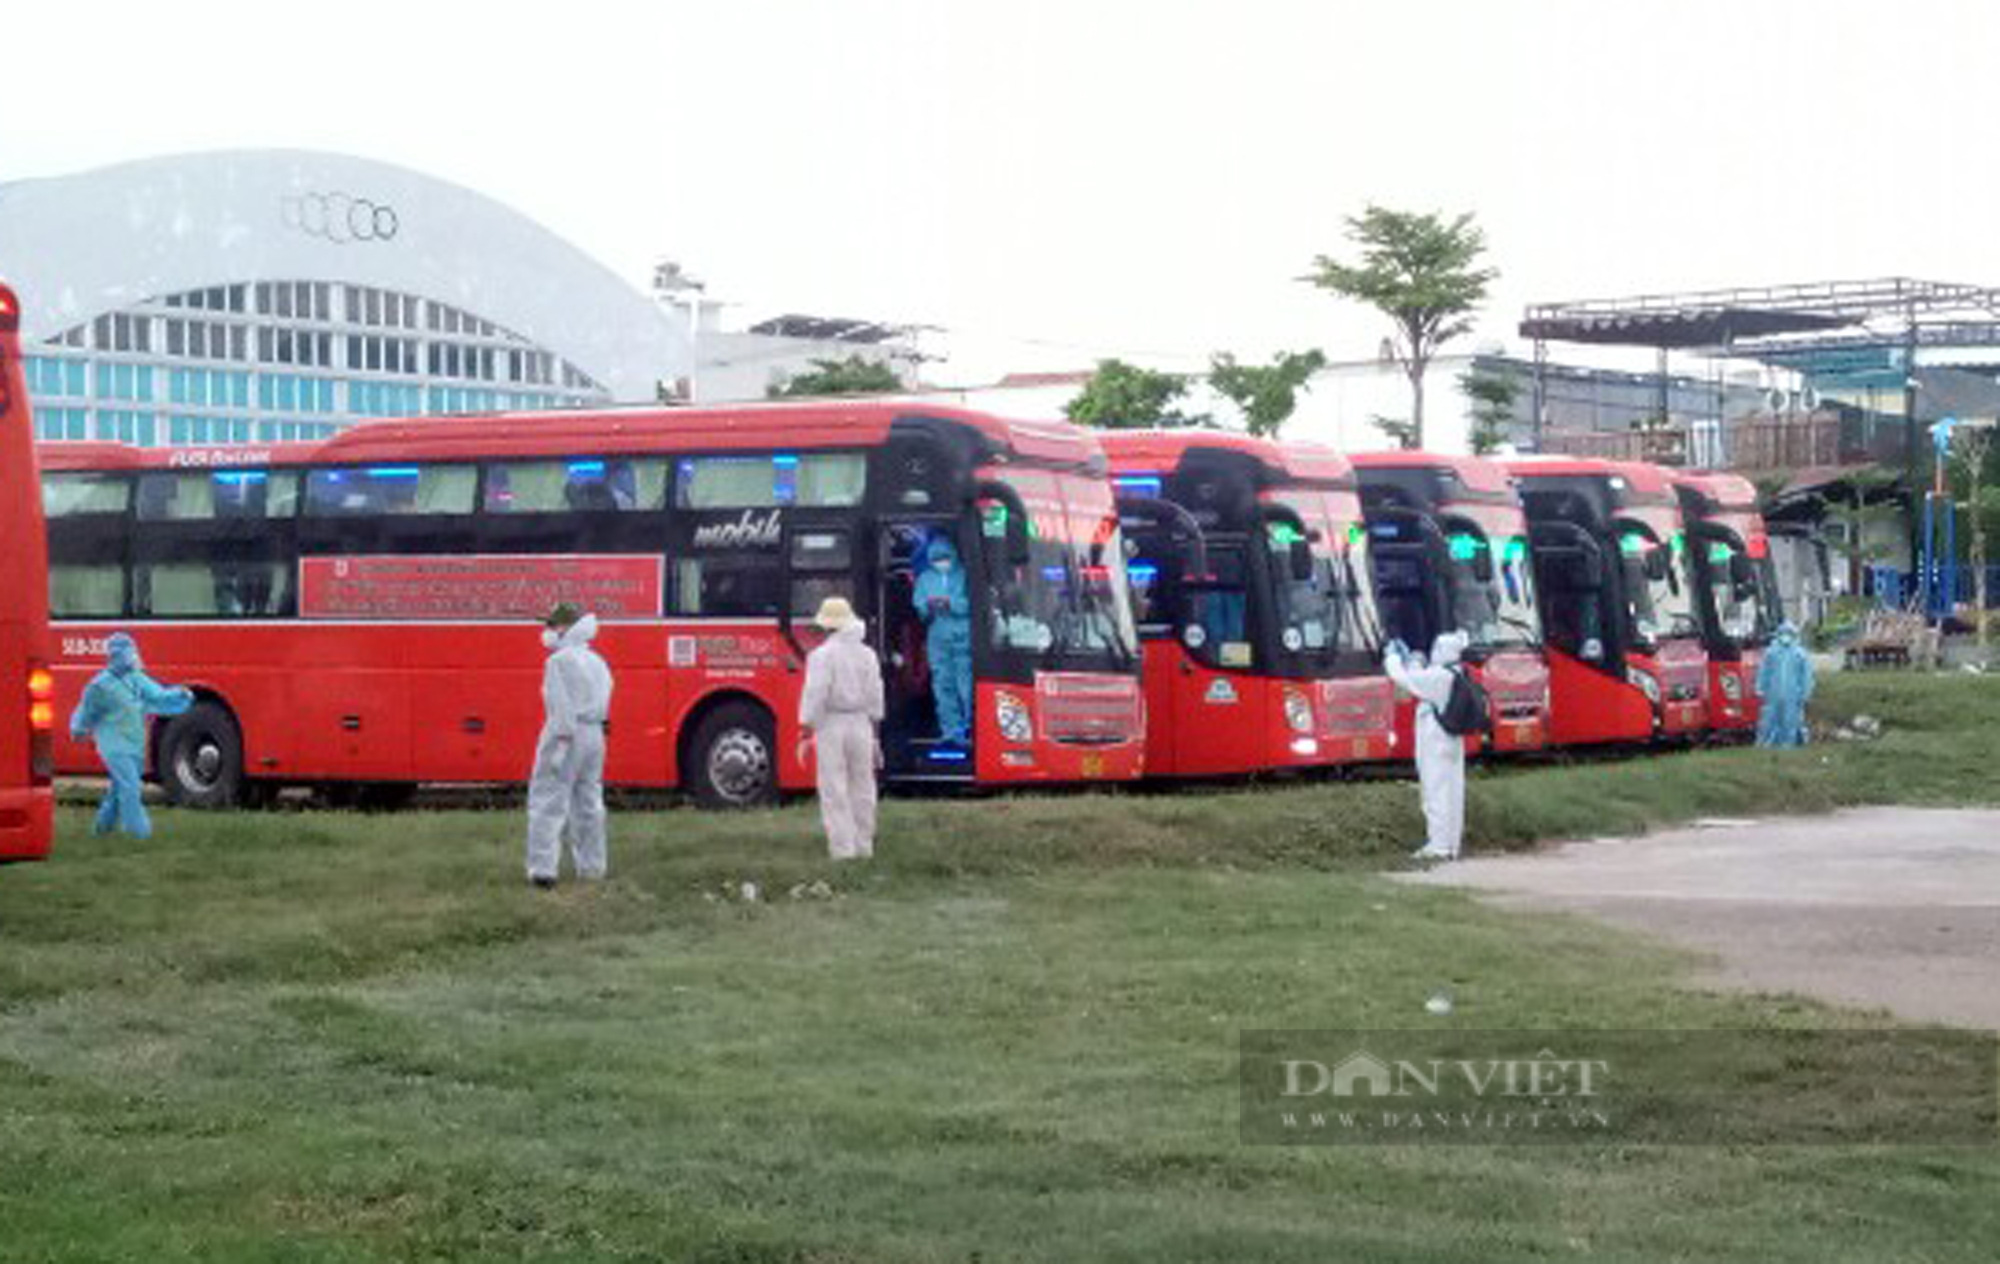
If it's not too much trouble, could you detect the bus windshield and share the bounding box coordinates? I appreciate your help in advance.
[1616,518,1700,646]
[1699,529,1779,646]
[1262,489,1381,670]
[981,469,1139,672]
[1439,515,1541,653]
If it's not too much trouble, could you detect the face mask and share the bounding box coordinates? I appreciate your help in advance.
[932,559,952,573]
[541,627,562,649]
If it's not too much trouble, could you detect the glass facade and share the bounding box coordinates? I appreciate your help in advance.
[22,282,609,448]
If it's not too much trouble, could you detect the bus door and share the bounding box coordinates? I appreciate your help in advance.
[1118,496,1222,775]
[870,515,965,778]
[1364,509,1449,656]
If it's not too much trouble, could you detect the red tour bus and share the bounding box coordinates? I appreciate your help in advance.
[1350,452,1552,753]
[1673,471,1782,734]
[38,402,1145,808]
[0,283,56,861]
[1102,431,1394,776]
[1502,457,1709,745]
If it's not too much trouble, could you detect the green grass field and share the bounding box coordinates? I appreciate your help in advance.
[1,674,1996,1262]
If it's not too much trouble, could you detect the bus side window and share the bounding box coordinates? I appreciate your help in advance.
[42,473,131,517]
[672,558,781,616]
[50,566,125,617]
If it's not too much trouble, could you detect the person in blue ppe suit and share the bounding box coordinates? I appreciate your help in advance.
[913,536,973,743]
[1383,631,1471,862]
[1754,620,1815,748]
[68,632,193,839]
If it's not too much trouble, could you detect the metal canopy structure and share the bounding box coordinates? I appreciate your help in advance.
[746,314,909,344]
[1518,277,2000,469]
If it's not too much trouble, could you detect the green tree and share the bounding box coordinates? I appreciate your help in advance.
[1458,365,1521,455]
[1370,415,1418,449]
[1064,358,1200,429]
[1305,206,1497,450]
[1208,350,1327,438]
[768,355,903,399]
[1944,421,1999,645]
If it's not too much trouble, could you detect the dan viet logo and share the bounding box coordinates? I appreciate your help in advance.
[1286,1048,1608,1099]
[1269,1046,1613,1138]
[692,509,783,549]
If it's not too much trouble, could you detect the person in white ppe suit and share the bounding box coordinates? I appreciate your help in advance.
[798,596,885,860]
[1383,630,1472,862]
[526,602,615,888]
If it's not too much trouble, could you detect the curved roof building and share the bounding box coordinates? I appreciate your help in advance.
[0,149,685,446]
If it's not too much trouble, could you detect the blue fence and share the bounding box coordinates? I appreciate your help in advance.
[1870,563,2000,613]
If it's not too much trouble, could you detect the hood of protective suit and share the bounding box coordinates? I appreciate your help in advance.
[831,619,869,645]
[1429,631,1470,669]
[106,632,141,676]
[924,537,960,569]
[1773,620,1800,647]
[545,612,601,651]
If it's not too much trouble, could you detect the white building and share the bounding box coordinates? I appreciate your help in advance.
[0,150,688,446]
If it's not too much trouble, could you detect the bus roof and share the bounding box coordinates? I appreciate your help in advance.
[36,400,1105,474]
[1672,470,1759,512]
[1501,454,1681,497]
[1348,450,1518,496]
[1099,429,1355,486]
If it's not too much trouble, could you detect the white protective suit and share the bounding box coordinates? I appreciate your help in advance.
[1384,631,1471,860]
[526,614,615,882]
[799,619,886,859]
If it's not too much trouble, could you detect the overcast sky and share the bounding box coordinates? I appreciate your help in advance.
[6,0,1998,383]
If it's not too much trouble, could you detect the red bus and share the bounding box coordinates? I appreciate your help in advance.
[1673,471,1781,734]
[1103,432,1394,776]
[38,402,1144,807]
[1350,452,1552,754]
[1502,457,1709,745]
[0,284,56,861]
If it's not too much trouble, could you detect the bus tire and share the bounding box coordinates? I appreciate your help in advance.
[157,701,245,809]
[686,701,778,809]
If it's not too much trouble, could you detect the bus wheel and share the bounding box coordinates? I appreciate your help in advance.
[687,702,777,809]
[158,702,245,809]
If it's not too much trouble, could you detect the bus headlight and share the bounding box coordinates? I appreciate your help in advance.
[995,691,1034,743]
[1626,668,1661,705]
[1282,688,1314,734]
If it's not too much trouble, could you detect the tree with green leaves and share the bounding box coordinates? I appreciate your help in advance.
[1305,206,1497,450]
[768,354,903,399]
[1458,365,1521,455]
[1944,421,1999,645]
[1370,415,1418,449]
[1207,350,1327,438]
[1064,359,1201,429]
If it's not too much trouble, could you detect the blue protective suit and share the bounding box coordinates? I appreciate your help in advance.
[912,537,973,743]
[68,633,193,838]
[1754,621,1815,748]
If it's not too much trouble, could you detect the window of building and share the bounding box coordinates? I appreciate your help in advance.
[305,464,476,516]
[675,453,866,509]
[482,458,668,513]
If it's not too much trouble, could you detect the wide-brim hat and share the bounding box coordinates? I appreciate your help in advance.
[544,601,583,628]
[813,596,857,630]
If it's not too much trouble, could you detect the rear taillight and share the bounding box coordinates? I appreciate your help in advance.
[27,662,54,784]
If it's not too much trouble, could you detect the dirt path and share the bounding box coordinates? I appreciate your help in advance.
[1406,807,2000,1028]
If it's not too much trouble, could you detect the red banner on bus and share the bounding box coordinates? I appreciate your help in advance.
[299,555,664,620]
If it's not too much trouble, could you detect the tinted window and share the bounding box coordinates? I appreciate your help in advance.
[51,565,124,617]
[305,465,476,516]
[137,470,300,520]
[483,458,668,513]
[135,562,292,617]
[42,474,130,517]
[672,557,781,616]
[676,453,865,509]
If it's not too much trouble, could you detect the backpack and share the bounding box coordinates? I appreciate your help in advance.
[1435,665,1493,737]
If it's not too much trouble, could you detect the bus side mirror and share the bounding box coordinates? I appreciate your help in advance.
[1729,553,1754,586]
[1645,546,1671,582]
[1471,550,1495,584]
[1290,539,1314,582]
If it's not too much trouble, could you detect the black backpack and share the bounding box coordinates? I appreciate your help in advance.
[1434,665,1493,737]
